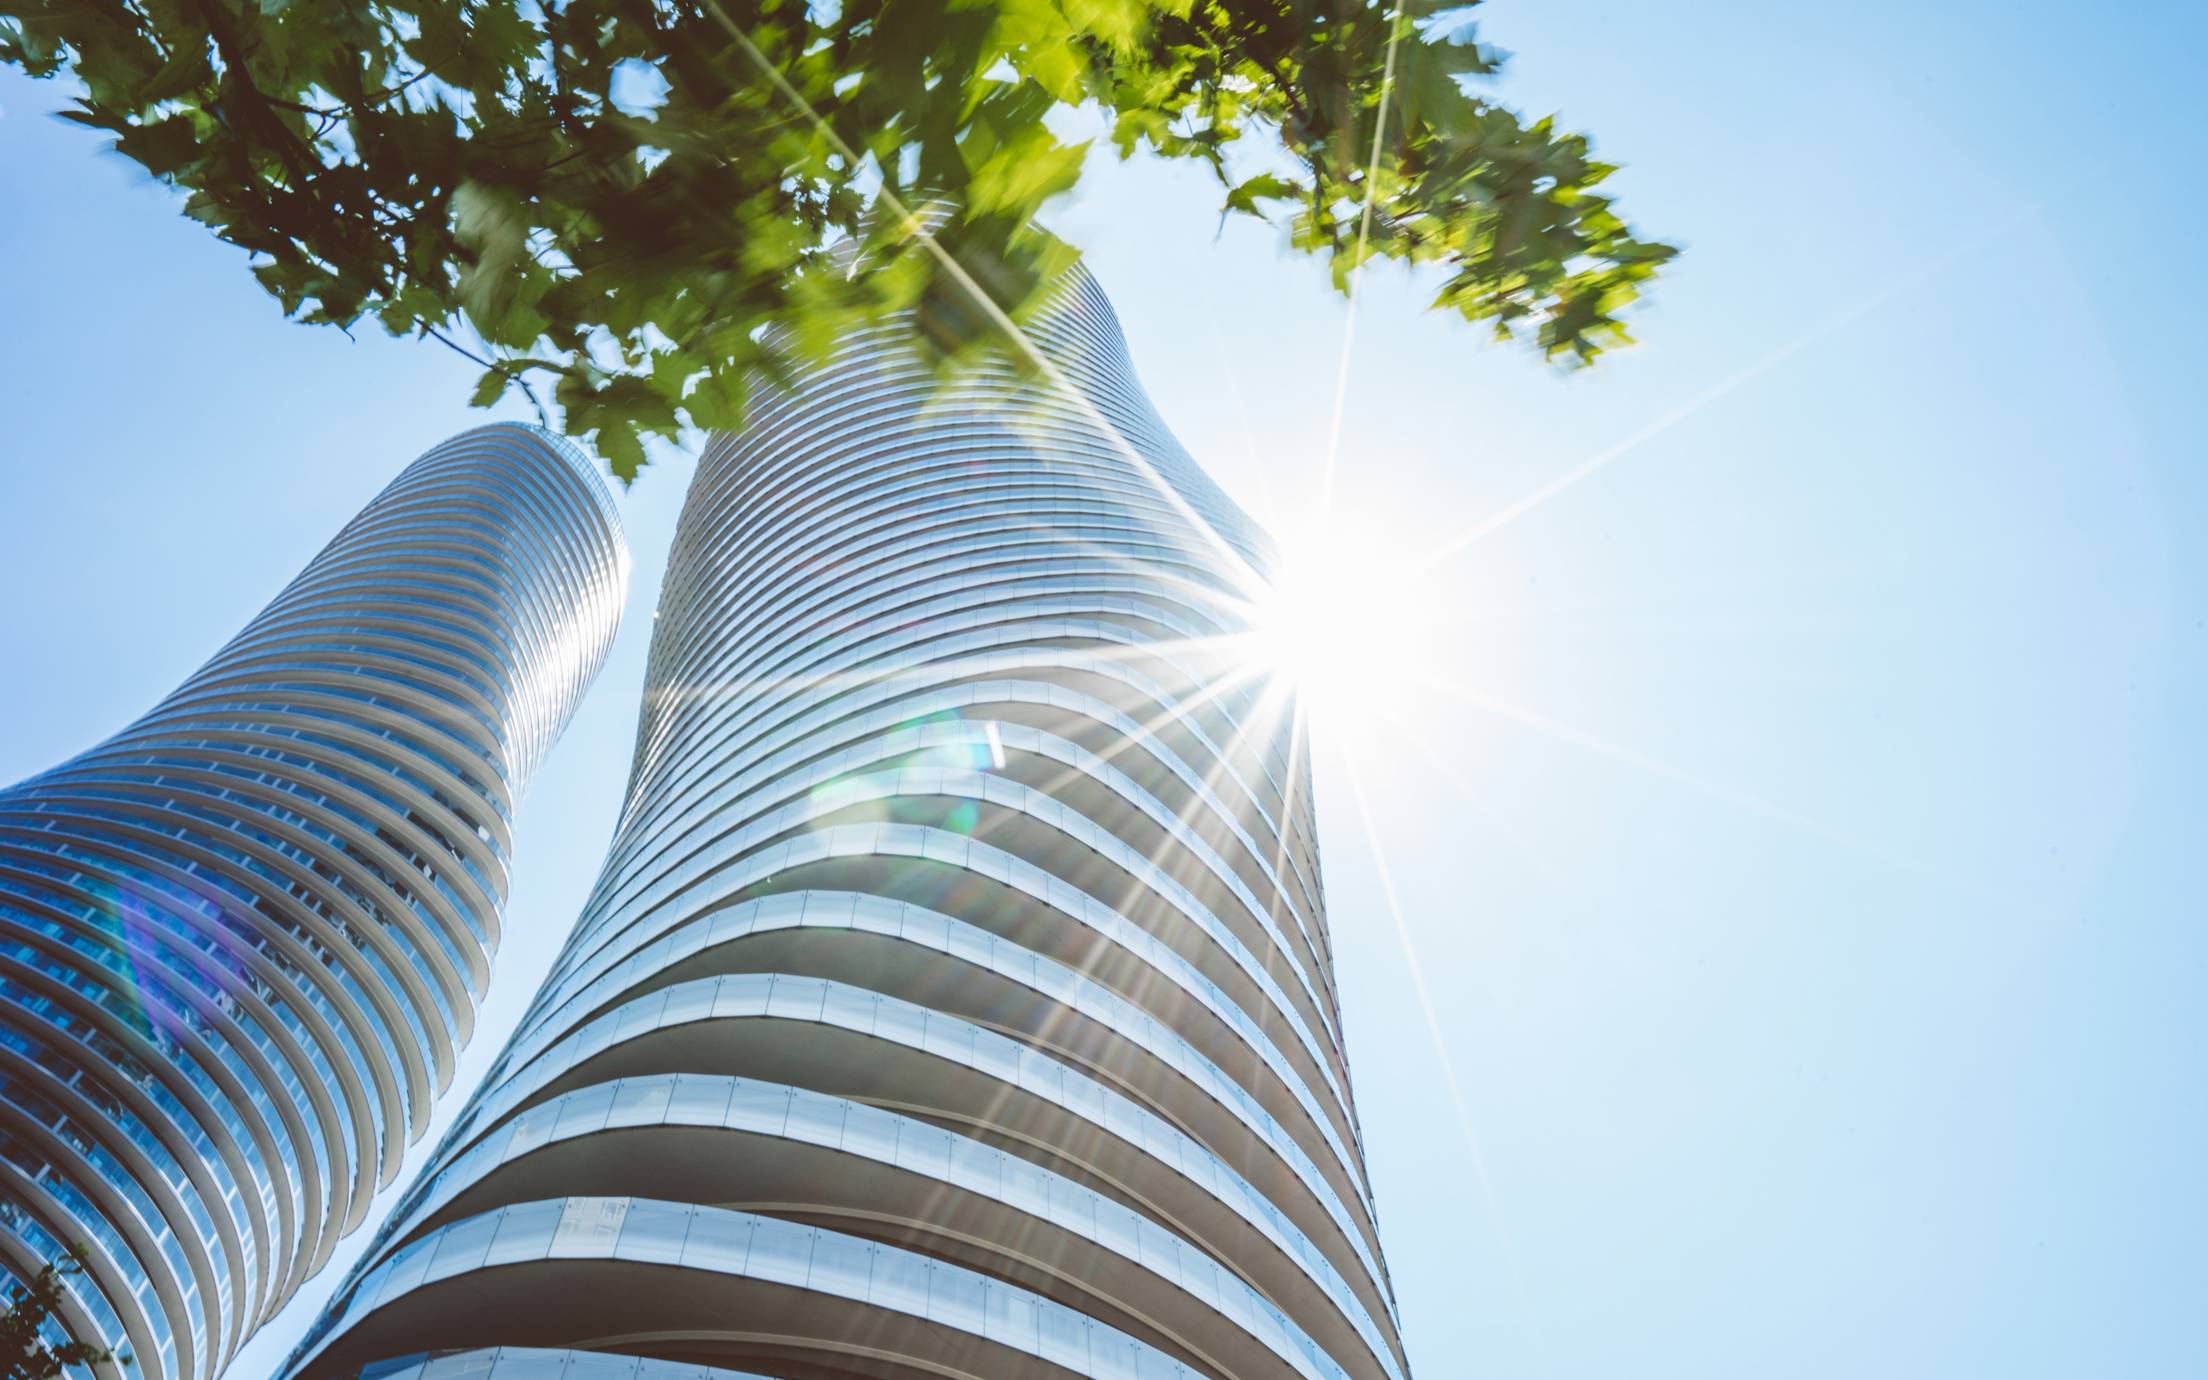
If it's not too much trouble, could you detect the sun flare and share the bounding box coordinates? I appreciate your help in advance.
[1245,509,1436,727]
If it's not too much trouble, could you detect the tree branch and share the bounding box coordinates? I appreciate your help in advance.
[423,326,552,428]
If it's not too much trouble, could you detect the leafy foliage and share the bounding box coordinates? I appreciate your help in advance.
[1,0,1674,481]
[1,1247,126,1380]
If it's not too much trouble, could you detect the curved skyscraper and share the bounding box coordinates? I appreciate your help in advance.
[0,425,628,1380]
[288,270,1410,1380]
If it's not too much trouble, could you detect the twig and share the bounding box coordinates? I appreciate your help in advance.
[423,325,552,429]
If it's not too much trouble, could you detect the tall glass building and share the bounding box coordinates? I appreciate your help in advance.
[287,270,1411,1380]
[0,425,628,1380]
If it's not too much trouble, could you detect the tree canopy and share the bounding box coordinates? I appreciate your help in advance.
[1,1249,124,1380]
[1,0,1675,481]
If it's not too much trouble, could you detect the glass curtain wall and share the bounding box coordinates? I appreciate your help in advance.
[287,273,1409,1380]
[0,425,629,1380]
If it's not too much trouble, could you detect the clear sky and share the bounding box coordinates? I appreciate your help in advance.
[3,1,2204,1375]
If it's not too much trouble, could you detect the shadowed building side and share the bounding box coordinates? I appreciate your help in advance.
[0,424,629,1380]
[287,270,1410,1380]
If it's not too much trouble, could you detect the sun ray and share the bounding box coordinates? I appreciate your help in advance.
[1415,241,1991,574]
[1129,674,1333,985]
[1023,657,1316,955]
[699,0,1273,607]
[1265,693,1343,1019]
[1319,0,1412,514]
[967,659,1320,1143]
[1415,675,1944,873]
[1338,752,1548,1363]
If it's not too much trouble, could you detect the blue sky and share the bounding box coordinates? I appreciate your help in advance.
[3,1,2204,1375]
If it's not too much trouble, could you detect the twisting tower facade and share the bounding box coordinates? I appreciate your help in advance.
[288,271,1410,1380]
[0,425,628,1380]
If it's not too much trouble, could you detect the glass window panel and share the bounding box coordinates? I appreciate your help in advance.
[782,1089,849,1147]
[504,1104,558,1159]
[754,892,807,926]
[920,1016,976,1064]
[873,999,927,1049]
[1036,1304,1092,1372]
[1091,1330,1144,1380]
[921,833,969,867]
[1093,1204,1143,1264]
[658,981,716,1027]
[984,1280,1042,1354]
[943,920,995,968]
[549,1197,629,1258]
[613,990,670,1040]
[666,1075,733,1125]
[765,976,826,1021]
[678,1211,752,1275]
[608,1077,674,1129]
[818,983,878,1035]
[837,1103,897,1163]
[875,823,926,856]
[713,973,772,1016]
[371,1240,435,1308]
[1134,1340,1192,1380]
[484,1199,564,1266]
[616,1199,692,1265]
[926,1266,987,1336]
[998,1150,1054,1215]
[1011,1037,1059,1090]
[552,1082,619,1139]
[743,1216,815,1288]
[807,1230,873,1299]
[721,1078,791,1134]
[465,1119,518,1173]
[892,1119,953,1183]
[422,1210,500,1283]
[943,1129,1001,1197]
[867,1245,930,1316]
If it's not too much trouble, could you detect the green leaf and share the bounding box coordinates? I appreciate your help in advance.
[0,0,1673,480]
[113,114,199,179]
[593,422,647,483]
[1224,172,1297,215]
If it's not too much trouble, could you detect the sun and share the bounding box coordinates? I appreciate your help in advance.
[1244,507,1436,728]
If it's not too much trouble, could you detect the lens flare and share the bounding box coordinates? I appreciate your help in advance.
[1246,508,1435,726]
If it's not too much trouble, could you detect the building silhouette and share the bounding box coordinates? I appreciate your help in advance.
[0,425,628,1380]
[286,271,1409,1380]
